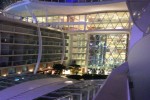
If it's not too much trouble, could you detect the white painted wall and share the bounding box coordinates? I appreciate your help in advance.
[129,25,143,51]
[128,34,150,100]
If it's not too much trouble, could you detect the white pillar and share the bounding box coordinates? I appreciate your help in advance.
[25,5,42,74]
[61,31,66,64]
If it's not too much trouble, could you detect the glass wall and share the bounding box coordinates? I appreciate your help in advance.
[71,34,88,66]
[86,12,130,30]
[33,11,131,74]
[88,34,128,69]
[35,11,130,31]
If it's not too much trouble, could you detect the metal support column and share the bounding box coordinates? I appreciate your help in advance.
[25,5,42,74]
[61,30,66,64]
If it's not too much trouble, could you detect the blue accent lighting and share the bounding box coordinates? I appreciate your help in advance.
[14,78,20,81]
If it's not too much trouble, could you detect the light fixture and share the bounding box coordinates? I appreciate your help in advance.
[29,69,33,72]
[17,72,21,74]
[64,81,73,84]
[39,68,42,70]
[2,74,7,77]
[133,12,137,16]
[116,26,123,29]
[14,78,19,81]
[48,66,51,69]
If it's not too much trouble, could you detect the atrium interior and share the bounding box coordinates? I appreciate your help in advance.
[0,0,149,100]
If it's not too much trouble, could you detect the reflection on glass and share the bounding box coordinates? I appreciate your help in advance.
[88,34,128,69]
[71,34,88,66]
[127,0,150,35]
[35,11,130,31]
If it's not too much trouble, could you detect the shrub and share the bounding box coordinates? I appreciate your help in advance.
[53,64,66,75]
[82,74,93,80]
[82,74,108,80]
[92,74,108,79]
[66,75,82,80]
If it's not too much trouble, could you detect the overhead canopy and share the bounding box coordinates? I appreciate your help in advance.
[4,1,128,16]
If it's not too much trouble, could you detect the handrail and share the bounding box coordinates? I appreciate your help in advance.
[38,0,112,3]
[94,62,130,100]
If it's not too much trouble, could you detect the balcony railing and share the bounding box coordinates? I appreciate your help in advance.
[39,0,112,3]
[94,62,130,100]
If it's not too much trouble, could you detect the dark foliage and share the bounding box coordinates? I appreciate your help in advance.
[66,74,108,80]
[82,74,93,80]
[69,64,81,75]
[53,64,66,75]
[66,75,82,80]
[82,74,108,80]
